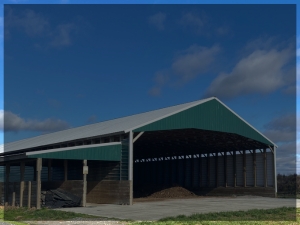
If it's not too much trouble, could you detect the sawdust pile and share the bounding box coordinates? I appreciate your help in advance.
[148,186,196,198]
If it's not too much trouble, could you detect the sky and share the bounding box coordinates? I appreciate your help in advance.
[0,1,298,175]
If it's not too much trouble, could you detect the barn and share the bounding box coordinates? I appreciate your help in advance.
[0,97,277,208]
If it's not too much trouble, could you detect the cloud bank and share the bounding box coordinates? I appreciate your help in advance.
[0,110,70,132]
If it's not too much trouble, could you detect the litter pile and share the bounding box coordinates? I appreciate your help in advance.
[41,188,81,208]
[148,186,196,198]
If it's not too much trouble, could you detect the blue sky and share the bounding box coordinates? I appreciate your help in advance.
[0,1,298,175]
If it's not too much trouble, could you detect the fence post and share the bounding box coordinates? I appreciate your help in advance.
[28,181,31,208]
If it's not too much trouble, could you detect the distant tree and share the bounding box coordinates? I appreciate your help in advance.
[277,173,297,195]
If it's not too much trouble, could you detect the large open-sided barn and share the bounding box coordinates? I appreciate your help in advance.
[0,97,277,208]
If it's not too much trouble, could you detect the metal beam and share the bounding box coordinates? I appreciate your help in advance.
[133,132,144,143]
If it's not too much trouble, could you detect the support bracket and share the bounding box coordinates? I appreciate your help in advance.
[133,132,144,143]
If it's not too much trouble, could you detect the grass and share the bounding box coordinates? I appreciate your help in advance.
[131,207,299,225]
[1,206,103,224]
[0,206,298,225]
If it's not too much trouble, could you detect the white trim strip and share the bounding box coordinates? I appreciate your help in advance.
[26,142,122,156]
[124,97,215,133]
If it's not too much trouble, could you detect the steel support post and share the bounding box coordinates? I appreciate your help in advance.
[20,162,25,207]
[129,130,133,205]
[82,160,87,207]
[274,146,277,197]
[191,152,194,189]
[215,153,218,187]
[253,149,257,187]
[199,153,202,188]
[5,163,10,204]
[243,150,246,187]
[264,148,267,187]
[36,158,42,209]
[207,154,210,187]
[224,151,227,187]
[233,151,236,187]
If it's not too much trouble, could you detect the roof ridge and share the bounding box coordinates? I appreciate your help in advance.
[4,97,212,145]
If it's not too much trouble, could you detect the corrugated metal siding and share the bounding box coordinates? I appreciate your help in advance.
[164,159,171,186]
[209,156,216,187]
[256,152,264,187]
[52,160,64,181]
[0,166,3,182]
[267,152,274,187]
[41,166,48,181]
[227,154,234,186]
[218,155,225,187]
[178,157,184,187]
[24,166,35,181]
[201,157,207,187]
[192,157,200,188]
[246,153,254,186]
[87,161,120,181]
[27,144,121,161]
[134,99,273,146]
[68,160,83,180]
[121,140,129,180]
[185,157,192,188]
[236,153,243,186]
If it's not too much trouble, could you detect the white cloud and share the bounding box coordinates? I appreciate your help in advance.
[180,12,206,33]
[86,115,97,124]
[50,23,77,47]
[0,110,70,132]
[172,44,220,83]
[5,8,49,37]
[149,44,220,96]
[263,113,297,143]
[148,12,166,30]
[5,7,78,48]
[205,45,293,99]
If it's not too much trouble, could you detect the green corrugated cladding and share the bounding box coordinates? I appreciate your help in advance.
[121,139,129,180]
[27,144,121,161]
[134,99,274,146]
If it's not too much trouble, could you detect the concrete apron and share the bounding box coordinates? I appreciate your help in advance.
[57,196,299,221]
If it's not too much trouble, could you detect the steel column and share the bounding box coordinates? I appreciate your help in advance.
[233,151,236,187]
[243,150,246,187]
[264,148,267,187]
[274,146,277,197]
[253,149,257,187]
[224,152,227,187]
[129,130,133,205]
[36,158,42,209]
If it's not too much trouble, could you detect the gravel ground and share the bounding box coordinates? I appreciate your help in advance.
[0,222,16,225]
[24,218,128,225]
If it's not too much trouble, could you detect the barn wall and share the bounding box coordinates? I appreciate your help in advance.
[86,139,130,204]
[86,180,130,204]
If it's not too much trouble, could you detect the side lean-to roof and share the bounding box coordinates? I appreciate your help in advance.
[2,97,277,154]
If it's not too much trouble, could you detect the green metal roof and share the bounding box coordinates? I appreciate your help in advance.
[133,99,276,147]
[26,142,121,161]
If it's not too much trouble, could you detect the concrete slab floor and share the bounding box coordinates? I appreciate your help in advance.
[58,197,299,221]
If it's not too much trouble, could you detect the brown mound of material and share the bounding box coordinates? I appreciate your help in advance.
[148,186,196,198]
